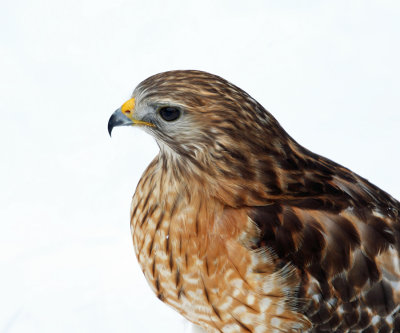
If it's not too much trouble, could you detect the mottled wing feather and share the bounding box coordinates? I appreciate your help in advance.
[249,152,400,332]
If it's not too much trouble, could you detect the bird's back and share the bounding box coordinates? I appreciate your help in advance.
[248,144,400,332]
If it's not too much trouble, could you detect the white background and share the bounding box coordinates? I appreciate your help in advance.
[1,1,400,332]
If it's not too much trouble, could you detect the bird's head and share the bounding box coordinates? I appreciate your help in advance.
[108,70,292,205]
[109,70,285,159]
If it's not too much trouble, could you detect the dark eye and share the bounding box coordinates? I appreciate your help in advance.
[159,107,180,121]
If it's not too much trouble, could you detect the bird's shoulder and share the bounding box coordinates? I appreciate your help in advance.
[245,149,400,331]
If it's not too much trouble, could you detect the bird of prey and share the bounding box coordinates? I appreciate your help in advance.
[108,70,400,332]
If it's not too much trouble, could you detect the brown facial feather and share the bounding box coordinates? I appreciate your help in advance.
[119,70,400,332]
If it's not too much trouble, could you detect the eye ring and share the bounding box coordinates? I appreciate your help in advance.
[158,107,181,122]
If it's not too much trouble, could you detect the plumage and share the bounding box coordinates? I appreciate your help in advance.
[109,70,400,332]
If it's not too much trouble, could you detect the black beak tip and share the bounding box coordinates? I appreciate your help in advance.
[108,113,117,137]
[108,122,113,137]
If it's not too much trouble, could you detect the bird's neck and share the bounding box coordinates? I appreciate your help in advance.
[142,152,258,236]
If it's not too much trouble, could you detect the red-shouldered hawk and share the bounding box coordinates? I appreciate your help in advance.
[108,70,400,332]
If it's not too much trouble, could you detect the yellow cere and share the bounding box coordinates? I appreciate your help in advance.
[121,98,136,114]
[120,97,155,127]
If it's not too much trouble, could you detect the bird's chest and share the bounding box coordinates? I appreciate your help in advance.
[130,194,223,329]
[130,191,310,332]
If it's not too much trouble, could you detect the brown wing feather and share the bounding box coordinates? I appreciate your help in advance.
[249,148,400,332]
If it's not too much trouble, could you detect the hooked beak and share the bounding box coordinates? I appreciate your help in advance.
[108,108,132,136]
[108,98,154,136]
